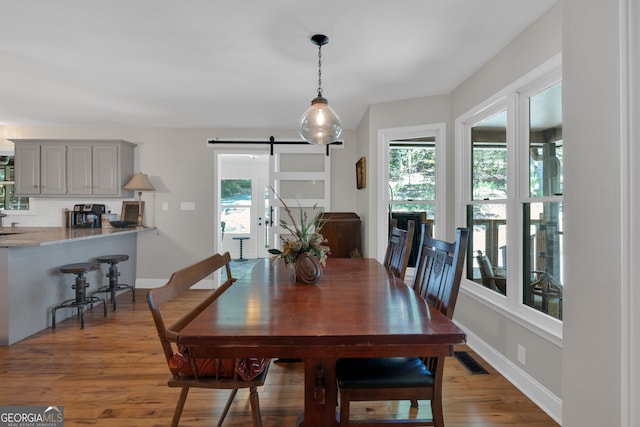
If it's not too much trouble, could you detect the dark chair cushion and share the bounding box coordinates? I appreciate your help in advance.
[336,357,434,389]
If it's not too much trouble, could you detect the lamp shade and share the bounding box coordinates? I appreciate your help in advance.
[123,173,155,191]
[299,95,343,145]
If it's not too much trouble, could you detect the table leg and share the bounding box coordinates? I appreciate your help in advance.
[297,358,338,427]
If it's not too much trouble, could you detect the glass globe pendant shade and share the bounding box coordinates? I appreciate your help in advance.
[299,95,343,145]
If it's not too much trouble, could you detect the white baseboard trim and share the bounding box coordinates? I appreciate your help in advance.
[455,320,563,425]
[135,278,217,289]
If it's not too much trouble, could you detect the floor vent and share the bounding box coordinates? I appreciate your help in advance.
[454,351,489,374]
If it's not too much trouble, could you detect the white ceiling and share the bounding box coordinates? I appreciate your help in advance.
[0,1,557,130]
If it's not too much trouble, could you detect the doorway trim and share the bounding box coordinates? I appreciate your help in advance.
[213,146,270,258]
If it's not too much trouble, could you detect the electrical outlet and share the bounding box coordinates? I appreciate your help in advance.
[517,344,526,365]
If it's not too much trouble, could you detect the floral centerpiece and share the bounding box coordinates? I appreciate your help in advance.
[268,188,330,281]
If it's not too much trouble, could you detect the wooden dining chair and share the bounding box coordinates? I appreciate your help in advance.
[383,219,416,281]
[475,250,507,294]
[336,228,469,427]
[147,252,270,427]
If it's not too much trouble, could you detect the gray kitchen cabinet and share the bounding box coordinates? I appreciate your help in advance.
[14,142,41,195]
[66,144,92,195]
[12,139,136,197]
[40,144,67,195]
[92,143,128,196]
[14,141,66,195]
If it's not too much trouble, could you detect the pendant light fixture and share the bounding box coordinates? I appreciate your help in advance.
[299,34,342,145]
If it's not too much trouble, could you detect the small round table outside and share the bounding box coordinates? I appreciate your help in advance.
[232,236,250,262]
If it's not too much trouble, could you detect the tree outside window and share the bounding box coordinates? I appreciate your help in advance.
[388,138,436,266]
[220,179,252,234]
[0,156,29,211]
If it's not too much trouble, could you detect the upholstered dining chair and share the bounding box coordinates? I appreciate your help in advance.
[475,250,507,295]
[383,219,416,281]
[336,228,469,427]
[147,252,270,427]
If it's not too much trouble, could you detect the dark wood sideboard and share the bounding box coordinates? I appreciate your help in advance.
[319,212,362,258]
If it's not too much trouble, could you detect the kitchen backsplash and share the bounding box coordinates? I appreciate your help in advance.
[0,198,128,227]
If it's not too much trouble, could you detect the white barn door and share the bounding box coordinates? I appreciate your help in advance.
[268,144,331,253]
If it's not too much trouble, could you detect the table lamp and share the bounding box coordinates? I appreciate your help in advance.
[123,172,155,228]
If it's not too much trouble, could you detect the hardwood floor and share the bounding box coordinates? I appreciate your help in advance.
[0,290,559,427]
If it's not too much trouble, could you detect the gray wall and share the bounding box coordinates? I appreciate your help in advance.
[356,94,452,258]
[631,2,640,423]
[562,0,637,425]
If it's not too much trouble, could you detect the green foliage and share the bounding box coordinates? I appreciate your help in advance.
[388,146,436,201]
[472,148,507,199]
[221,179,251,200]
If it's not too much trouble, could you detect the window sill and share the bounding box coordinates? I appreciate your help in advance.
[460,280,563,348]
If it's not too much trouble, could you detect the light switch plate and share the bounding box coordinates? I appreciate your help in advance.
[517,344,526,365]
[180,202,196,211]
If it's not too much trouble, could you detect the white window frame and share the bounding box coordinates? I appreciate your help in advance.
[0,147,31,213]
[377,123,446,263]
[455,54,563,344]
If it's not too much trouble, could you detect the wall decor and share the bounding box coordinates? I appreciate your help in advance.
[356,156,366,189]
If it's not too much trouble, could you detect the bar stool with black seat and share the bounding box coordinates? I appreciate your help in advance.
[91,254,135,311]
[52,262,107,329]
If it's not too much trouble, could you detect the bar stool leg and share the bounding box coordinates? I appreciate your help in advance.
[52,262,105,330]
[108,263,118,311]
[91,255,134,311]
[74,273,88,329]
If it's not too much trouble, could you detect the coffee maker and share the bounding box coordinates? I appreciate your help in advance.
[70,204,106,228]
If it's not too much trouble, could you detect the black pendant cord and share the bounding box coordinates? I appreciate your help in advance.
[317,43,323,97]
[310,34,329,99]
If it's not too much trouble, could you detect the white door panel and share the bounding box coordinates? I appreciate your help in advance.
[269,145,331,252]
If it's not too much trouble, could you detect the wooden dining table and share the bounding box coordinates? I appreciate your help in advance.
[177,257,466,427]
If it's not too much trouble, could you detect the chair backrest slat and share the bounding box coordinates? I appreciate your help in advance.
[411,228,468,319]
[383,219,416,281]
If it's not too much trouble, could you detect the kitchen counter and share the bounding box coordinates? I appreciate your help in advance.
[0,226,153,247]
[0,226,154,345]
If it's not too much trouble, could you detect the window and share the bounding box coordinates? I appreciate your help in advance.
[458,62,563,326]
[388,138,436,267]
[467,110,508,294]
[220,179,252,234]
[378,124,446,265]
[522,81,563,320]
[0,156,29,211]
